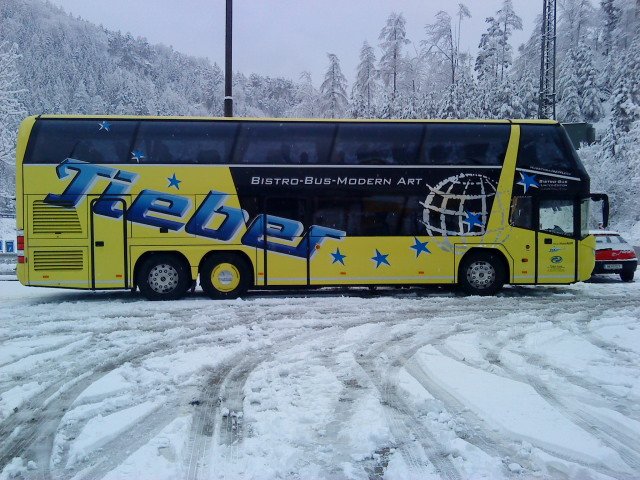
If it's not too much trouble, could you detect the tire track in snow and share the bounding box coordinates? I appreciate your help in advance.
[184,327,336,480]
[492,353,640,476]
[353,327,463,480]
[50,401,181,480]
[0,330,218,477]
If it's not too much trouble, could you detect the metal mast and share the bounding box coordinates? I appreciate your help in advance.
[538,0,557,119]
[224,0,233,117]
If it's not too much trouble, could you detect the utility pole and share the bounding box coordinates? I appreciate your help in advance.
[538,0,557,119]
[224,0,233,117]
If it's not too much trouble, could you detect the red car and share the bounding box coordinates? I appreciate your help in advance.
[591,231,638,282]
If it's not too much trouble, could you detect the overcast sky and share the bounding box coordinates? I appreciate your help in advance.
[49,0,543,85]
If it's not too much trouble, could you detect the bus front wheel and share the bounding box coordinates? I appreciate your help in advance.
[200,254,250,299]
[459,252,506,296]
[137,254,191,301]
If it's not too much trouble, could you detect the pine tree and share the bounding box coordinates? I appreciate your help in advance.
[378,13,409,99]
[475,17,502,83]
[575,43,603,122]
[288,71,321,118]
[557,51,582,122]
[352,42,377,116]
[601,0,620,55]
[0,42,26,212]
[496,0,523,82]
[424,11,455,85]
[319,53,348,118]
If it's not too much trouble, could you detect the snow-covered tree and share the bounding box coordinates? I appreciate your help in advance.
[319,53,348,118]
[575,43,603,122]
[496,0,523,82]
[0,42,26,212]
[351,42,377,117]
[378,12,409,98]
[557,56,583,122]
[288,71,321,118]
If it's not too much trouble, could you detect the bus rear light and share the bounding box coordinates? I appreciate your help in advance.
[17,231,25,263]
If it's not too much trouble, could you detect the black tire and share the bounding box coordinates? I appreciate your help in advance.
[137,254,191,301]
[620,270,635,282]
[459,252,506,296]
[200,254,251,299]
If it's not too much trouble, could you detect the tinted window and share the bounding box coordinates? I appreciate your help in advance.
[235,122,335,164]
[330,123,423,165]
[421,124,510,166]
[26,119,137,164]
[518,125,575,172]
[132,121,238,164]
[510,196,533,230]
[311,196,420,236]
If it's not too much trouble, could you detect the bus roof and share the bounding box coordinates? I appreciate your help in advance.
[31,114,558,125]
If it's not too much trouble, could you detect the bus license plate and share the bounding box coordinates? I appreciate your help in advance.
[604,264,622,270]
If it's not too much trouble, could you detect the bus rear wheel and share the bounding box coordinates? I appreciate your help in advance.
[459,252,506,296]
[200,254,250,299]
[137,254,191,301]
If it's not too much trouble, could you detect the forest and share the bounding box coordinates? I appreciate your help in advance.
[0,0,639,238]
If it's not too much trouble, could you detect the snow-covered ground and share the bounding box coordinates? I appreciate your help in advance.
[1,278,639,480]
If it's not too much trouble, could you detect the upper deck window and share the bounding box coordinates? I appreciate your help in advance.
[26,119,137,164]
[518,125,576,172]
[132,121,238,164]
[421,124,510,166]
[330,123,423,165]
[234,122,335,164]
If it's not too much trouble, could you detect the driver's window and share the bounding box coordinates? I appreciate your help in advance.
[539,200,574,236]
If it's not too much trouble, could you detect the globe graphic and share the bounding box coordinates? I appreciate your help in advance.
[420,173,497,236]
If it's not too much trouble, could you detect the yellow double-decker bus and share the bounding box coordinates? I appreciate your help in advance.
[15,116,608,299]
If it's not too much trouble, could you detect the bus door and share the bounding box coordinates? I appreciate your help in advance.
[536,199,576,284]
[263,197,309,286]
[90,197,129,289]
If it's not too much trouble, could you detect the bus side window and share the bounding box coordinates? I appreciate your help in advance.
[509,196,533,230]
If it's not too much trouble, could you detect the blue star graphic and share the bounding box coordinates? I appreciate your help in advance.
[98,121,111,132]
[131,150,145,162]
[331,248,346,265]
[464,211,483,231]
[410,237,431,257]
[167,173,181,189]
[371,249,390,268]
[517,172,540,193]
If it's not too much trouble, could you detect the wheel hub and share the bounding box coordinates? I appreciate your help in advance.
[211,263,240,293]
[148,263,179,293]
[467,261,496,289]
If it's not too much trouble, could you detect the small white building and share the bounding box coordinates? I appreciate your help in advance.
[0,217,17,253]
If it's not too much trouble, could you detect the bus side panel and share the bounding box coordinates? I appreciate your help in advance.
[25,192,91,288]
[578,235,596,282]
[15,116,38,285]
[310,236,455,285]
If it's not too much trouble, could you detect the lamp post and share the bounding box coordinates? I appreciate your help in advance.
[224,0,233,117]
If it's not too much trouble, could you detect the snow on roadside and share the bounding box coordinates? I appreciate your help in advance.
[1,280,640,479]
[101,415,192,480]
[412,345,629,471]
[0,383,45,420]
[66,401,160,467]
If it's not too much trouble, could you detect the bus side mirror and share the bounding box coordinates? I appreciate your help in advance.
[590,193,609,229]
